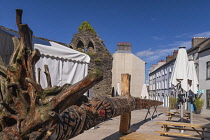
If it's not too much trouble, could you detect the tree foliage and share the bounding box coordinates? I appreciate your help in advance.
[78,21,97,35]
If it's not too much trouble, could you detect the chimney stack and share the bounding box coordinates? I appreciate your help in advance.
[173,50,178,57]
[166,55,173,63]
[158,60,166,62]
[117,42,132,53]
[192,37,207,48]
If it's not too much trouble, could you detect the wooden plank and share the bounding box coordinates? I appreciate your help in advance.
[119,74,131,134]
[183,116,190,119]
[157,121,210,128]
[164,126,210,133]
[120,132,179,140]
[154,131,210,139]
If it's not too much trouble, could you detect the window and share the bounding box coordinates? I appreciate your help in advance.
[158,82,160,89]
[192,53,195,60]
[87,41,94,51]
[77,40,85,51]
[162,81,164,89]
[159,82,160,89]
[169,77,171,88]
[165,68,167,75]
[207,62,210,79]
[159,82,161,89]
[169,66,171,73]
[207,90,210,108]
[165,79,167,89]
[156,82,158,90]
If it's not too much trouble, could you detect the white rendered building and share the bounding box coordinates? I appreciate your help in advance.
[112,42,145,97]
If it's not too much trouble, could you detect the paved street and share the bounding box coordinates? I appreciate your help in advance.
[71,106,210,140]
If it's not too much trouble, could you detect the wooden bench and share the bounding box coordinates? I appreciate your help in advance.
[166,112,190,121]
[120,132,180,140]
[154,121,210,140]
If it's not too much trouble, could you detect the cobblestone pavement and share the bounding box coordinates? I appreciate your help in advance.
[71,106,210,140]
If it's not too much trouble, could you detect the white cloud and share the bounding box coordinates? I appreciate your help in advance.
[175,31,210,38]
[136,40,192,62]
[193,31,210,37]
[136,39,191,63]
[138,31,210,64]
[135,49,154,57]
[175,33,191,38]
[136,47,177,62]
[152,36,164,40]
[168,40,191,49]
[173,31,210,48]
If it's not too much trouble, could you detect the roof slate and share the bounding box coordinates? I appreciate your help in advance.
[0,26,68,47]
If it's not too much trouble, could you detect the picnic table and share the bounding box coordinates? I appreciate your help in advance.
[120,132,180,140]
[166,111,190,121]
[154,121,210,140]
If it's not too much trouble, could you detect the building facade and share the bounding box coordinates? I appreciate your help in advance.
[112,42,145,97]
[198,41,210,114]
[149,37,210,114]
[148,51,177,107]
[187,37,210,114]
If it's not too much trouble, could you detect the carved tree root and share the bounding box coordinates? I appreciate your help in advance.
[0,9,103,140]
[51,96,163,139]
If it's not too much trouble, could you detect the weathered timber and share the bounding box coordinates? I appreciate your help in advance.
[51,96,163,139]
[0,9,163,140]
[44,65,52,88]
[0,9,103,140]
[119,74,131,134]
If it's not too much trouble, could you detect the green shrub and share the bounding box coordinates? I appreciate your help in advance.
[194,96,204,111]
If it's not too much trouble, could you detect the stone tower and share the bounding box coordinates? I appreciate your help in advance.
[69,21,113,96]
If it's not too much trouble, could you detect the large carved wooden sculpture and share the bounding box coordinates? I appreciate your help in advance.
[0,9,162,140]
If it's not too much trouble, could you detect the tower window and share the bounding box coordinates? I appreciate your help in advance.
[87,41,94,52]
[77,40,85,51]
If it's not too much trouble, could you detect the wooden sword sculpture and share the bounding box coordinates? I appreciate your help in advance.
[0,9,162,140]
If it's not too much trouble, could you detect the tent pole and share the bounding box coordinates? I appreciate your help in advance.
[180,88,184,133]
[190,91,193,124]
[190,103,193,124]
[181,104,183,122]
[180,103,184,133]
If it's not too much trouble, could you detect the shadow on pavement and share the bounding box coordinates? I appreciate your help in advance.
[131,113,163,132]
[205,117,210,121]
[102,113,163,140]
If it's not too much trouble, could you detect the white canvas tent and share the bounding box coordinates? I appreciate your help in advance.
[0,27,90,90]
[141,84,149,99]
[34,41,90,89]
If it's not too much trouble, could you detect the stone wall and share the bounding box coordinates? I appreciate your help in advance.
[69,25,113,97]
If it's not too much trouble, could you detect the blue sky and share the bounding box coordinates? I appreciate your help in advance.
[1,0,210,81]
